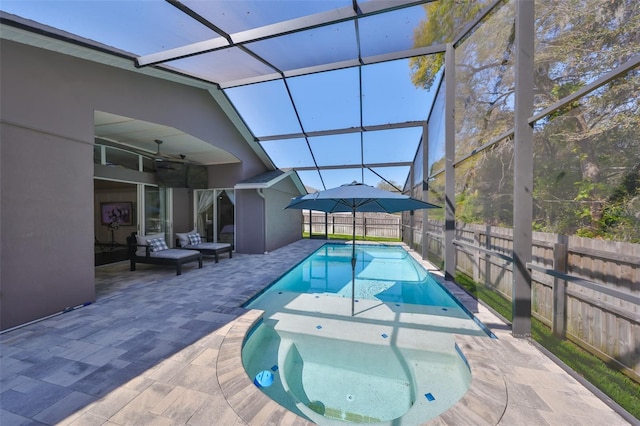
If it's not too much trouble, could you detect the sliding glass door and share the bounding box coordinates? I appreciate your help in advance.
[141,185,171,241]
[217,189,234,245]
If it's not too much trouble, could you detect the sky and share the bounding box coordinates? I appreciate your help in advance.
[1,0,439,191]
[224,57,439,191]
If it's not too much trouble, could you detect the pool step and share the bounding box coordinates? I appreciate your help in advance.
[272,308,456,354]
[306,395,383,422]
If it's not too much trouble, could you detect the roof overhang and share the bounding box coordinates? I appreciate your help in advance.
[235,170,306,195]
[0,13,275,170]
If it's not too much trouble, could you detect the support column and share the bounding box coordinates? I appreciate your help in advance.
[422,121,429,260]
[552,241,568,337]
[444,43,456,281]
[409,164,415,249]
[512,0,535,337]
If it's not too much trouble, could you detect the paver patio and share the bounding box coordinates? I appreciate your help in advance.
[0,239,633,425]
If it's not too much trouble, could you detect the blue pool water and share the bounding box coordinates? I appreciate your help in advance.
[246,244,463,309]
[242,321,472,424]
[242,244,488,424]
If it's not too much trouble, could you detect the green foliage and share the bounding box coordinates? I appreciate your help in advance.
[531,2,640,241]
[409,0,488,90]
[410,53,444,91]
[455,272,512,321]
[548,82,584,120]
[532,322,640,419]
[456,190,480,223]
[455,144,514,226]
[593,163,640,242]
[413,0,640,242]
[376,180,401,192]
[575,228,596,238]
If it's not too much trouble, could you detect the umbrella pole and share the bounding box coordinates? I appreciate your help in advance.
[351,207,356,316]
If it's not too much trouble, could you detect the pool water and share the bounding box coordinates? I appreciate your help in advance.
[242,244,487,424]
[247,244,463,309]
[243,320,472,424]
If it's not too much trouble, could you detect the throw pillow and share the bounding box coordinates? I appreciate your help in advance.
[176,229,198,247]
[187,233,202,245]
[136,233,164,256]
[147,237,169,252]
[176,232,190,247]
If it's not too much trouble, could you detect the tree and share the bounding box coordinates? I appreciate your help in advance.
[410,0,490,90]
[376,180,401,192]
[411,0,640,240]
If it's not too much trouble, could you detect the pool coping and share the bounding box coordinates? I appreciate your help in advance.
[217,309,314,425]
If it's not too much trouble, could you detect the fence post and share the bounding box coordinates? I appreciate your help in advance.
[483,227,491,287]
[552,242,568,337]
[474,230,481,282]
[364,217,367,239]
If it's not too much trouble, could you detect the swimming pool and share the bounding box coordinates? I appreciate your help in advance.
[242,243,489,424]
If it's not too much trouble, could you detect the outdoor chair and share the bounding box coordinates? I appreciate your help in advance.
[127,232,202,275]
[175,230,233,263]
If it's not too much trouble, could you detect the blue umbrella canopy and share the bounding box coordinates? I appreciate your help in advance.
[285,182,440,316]
[285,182,440,213]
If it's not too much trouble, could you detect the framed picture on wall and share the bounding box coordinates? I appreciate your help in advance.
[100,202,133,226]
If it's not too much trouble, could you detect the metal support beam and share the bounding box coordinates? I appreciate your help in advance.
[443,43,456,281]
[422,121,429,260]
[512,0,535,337]
[409,164,415,248]
[138,1,434,68]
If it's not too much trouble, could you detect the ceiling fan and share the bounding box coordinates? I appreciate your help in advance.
[153,139,191,163]
[94,136,192,163]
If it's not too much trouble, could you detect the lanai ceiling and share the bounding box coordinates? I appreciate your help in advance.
[0,0,481,191]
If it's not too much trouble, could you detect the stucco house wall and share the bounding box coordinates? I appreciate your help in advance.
[0,39,269,330]
[235,189,266,254]
[264,179,304,253]
[234,173,304,254]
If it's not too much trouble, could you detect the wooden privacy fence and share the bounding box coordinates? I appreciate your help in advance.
[419,221,640,382]
[302,212,401,239]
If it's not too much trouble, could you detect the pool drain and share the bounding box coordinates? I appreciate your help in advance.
[346,394,354,402]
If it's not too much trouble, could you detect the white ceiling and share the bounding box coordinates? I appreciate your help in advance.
[94,111,240,165]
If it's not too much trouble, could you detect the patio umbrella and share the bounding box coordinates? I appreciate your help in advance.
[285,182,440,316]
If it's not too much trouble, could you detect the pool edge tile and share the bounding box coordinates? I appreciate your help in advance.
[217,310,314,426]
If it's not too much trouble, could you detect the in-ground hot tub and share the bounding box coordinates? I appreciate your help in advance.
[243,317,472,425]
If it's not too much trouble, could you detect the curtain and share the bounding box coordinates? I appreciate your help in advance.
[223,189,235,205]
[195,190,214,235]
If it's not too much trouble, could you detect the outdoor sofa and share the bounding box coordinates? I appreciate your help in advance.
[175,230,233,263]
[127,232,202,276]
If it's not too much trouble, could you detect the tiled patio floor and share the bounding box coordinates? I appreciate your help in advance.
[0,239,634,425]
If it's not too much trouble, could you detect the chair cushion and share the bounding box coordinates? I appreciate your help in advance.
[184,242,231,251]
[147,237,169,252]
[176,230,198,247]
[150,249,200,259]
